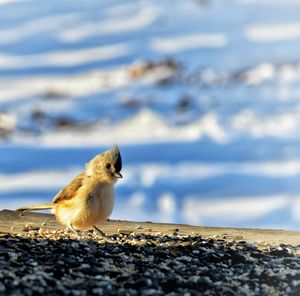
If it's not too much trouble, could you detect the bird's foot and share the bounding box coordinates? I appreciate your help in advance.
[93,226,107,237]
[68,224,81,239]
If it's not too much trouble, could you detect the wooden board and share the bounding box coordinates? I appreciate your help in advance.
[1,209,300,246]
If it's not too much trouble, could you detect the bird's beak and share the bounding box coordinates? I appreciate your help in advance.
[113,172,123,178]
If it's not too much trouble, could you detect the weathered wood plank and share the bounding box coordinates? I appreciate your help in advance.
[1,209,300,246]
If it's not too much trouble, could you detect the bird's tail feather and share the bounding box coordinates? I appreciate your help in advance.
[17,203,55,212]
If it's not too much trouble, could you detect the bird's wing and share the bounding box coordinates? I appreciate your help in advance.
[53,173,84,203]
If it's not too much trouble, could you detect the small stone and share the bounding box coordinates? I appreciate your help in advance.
[71,242,79,248]
[38,228,45,235]
[28,261,38,267]
[142,289,158,296]
[92,288,103,294]
[188,275,200,283]
[118,229,132,235]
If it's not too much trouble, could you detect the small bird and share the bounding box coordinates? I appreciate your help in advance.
[17,145,122,237]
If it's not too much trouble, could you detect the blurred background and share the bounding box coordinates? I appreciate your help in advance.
[1,0,300,230]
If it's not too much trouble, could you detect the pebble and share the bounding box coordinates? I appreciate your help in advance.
[145,289,162,296]
[0,230,299,295]
[118,229,132,235]
[188,275,200,283]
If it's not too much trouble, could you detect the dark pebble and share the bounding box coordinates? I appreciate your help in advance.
[0,232,299,295]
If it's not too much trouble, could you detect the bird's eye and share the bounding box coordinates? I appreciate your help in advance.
[105,163,111,169]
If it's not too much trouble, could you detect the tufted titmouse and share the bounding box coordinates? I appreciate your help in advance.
[17,145,122,237]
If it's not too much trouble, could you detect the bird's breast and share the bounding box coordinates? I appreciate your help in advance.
[55,183,115,230]
[87,184,115,222]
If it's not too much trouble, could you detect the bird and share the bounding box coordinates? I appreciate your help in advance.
[17,145,123,238]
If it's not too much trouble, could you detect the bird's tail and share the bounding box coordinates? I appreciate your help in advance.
[17,203,55,213]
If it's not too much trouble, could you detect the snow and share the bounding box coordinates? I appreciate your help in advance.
[245,22,300,42]
[151,34,228,53]
[58,5,161,43]
[0,43,132,69]
[0,14,81,45]
[0,0,28,5]
[182,195,289,225]
[1,0,300,230]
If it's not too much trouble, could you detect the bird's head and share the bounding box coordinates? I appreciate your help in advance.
[86,145,123,183]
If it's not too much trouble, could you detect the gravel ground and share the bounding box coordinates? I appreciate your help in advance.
[0,228,300,296]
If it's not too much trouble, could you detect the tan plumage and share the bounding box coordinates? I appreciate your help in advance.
[17,145,123,237]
